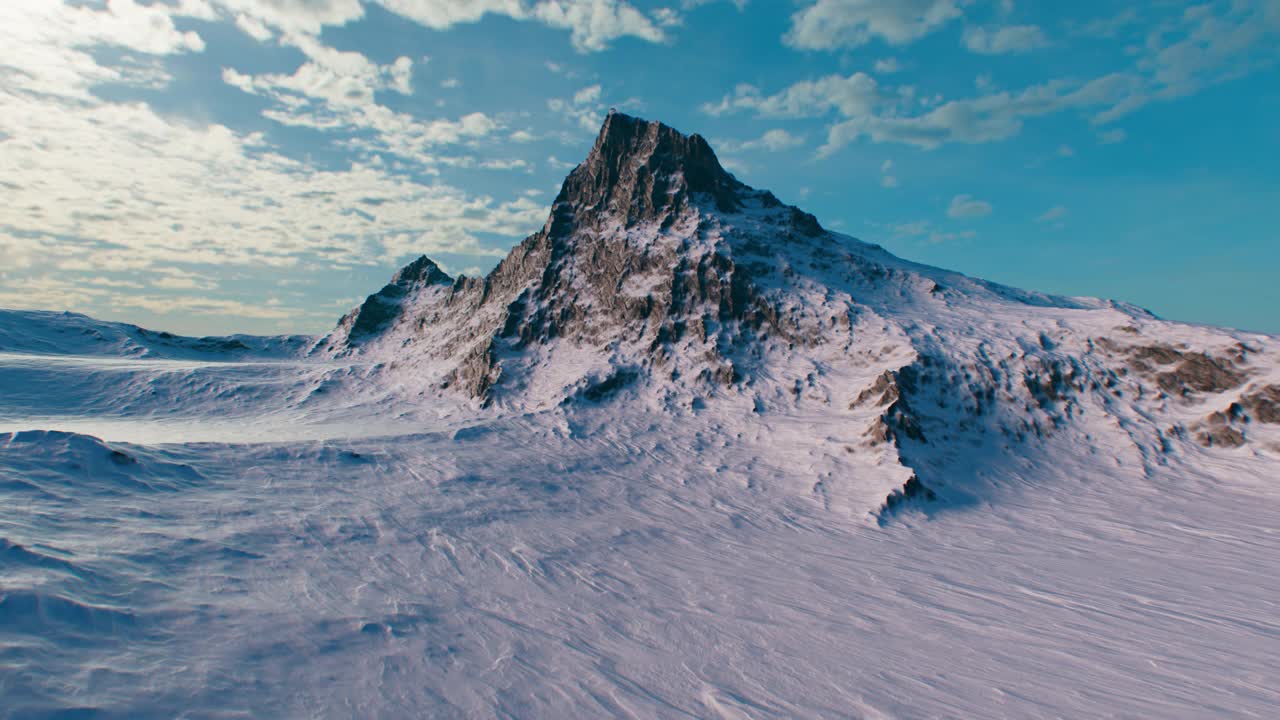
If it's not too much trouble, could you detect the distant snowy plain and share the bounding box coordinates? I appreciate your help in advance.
[2,312,1279,719]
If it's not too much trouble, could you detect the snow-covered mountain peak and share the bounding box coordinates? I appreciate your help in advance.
[312,113,1279,516]
[550,111,749,227]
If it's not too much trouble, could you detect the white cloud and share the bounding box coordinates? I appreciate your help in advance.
[758,1,1280,156]
[213,0,366,35]
[715,129,806,153]
[478,158,532,170]
[784,0,967,50]
[530,1,666,51]
[893,220,930,237]
[0,96,536,269]
[880,159,899,187]
[874,57,902,73]
[1036,205,1067,223]
[152,272,220,291]
[928,228,977,243]
[389,56,414,94]
[947,194,992,219]
[754,129,806,151]
[235,13,275,41]
[114,293,298,320]
[371,0,666,52]
[0,1,207,101]
[1057,144,1075,157]
[652,7,682,27]
[1071,9,1141,40]
[702,73,881,118]
[223,39,508,166]
[74,0,207,54]
[892,219,975,243]
[573,84,603,105]
[962,24,1048,54]
[0,1,590,329]
[549,84,608,131]
[818,72,1145,153]
[225,37,415,109]
[1098,128,1127,144]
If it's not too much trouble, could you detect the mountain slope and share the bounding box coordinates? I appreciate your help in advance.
[321,112,1280,517]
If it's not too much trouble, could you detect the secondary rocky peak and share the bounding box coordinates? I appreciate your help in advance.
[390,255,452,286]
[551,112,745,228]
[341,255,453,342]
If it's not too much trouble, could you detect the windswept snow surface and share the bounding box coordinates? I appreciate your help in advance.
[2,323,1280,718]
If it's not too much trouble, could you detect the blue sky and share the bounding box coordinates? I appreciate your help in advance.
[2,0,1278,336]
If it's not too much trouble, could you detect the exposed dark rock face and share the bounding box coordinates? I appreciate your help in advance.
[1155,352,1247,396]
[1096,339,1249,397]
[1186,384,1280,448]
[879,474,937,516]
[1242,385,1280,423]
[857,367,927,447]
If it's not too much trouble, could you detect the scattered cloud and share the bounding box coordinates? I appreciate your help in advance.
[758,1,1280,155]
[702,73,880,119]
[962,24,1048,55]
[880,159,899,187]
[1098,128,1127,144]
[818,72,1145,153]
[234,13,275,42]
[652,7,683,27]
[1070,9,1142,40]
[715,129,806,153]
[0,97,536,270]
[549,84,608,131]
[0,1,207,101]
[0,0,550,330]
[221,36,510,167]
[948,194,993,219]
[1036,205,1067,223]
[874,57,902,74]
[784,0,967,50]
[217,0,667,53]
[224,37,415,109]
[892,219,975,243]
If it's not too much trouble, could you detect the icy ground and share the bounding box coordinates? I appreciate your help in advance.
[3,344,1280,718]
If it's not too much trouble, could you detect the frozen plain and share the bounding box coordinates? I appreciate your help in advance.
[2,311,1279,719]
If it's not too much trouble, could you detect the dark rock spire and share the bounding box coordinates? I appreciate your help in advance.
[549,112,745,231]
